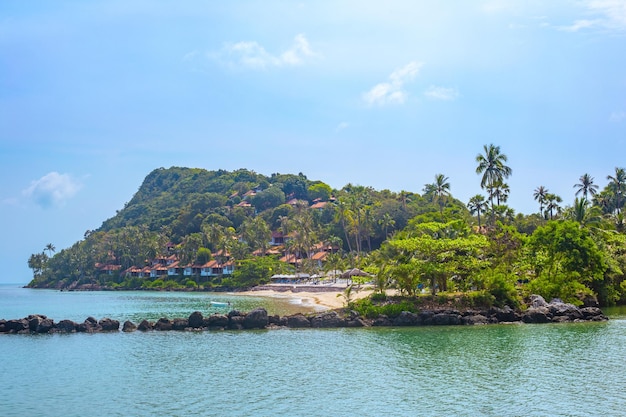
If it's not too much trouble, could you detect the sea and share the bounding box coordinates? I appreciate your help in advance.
[1,284,626,417]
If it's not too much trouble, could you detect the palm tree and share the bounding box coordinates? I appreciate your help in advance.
[545,193,563,220]
[467,194,487,228]
[533,186,549,216]
[573,173,599,201]
[378,213,396,239]
[44,243,56,258]
[475,144,512,213]
[607,167,626,214]
[430,174,451,216]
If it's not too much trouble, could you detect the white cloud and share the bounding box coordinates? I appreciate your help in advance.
[219,33,318,69]
[610,110,626,121]
[561,0,626,31]
[363,61,423,106]
[22,172,82,208]
[424,86,460,101]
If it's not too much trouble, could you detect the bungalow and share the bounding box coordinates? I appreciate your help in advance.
[98,264,121,275]
[200,260,234,276]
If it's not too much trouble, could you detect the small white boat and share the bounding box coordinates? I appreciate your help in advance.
[210,301,230,307]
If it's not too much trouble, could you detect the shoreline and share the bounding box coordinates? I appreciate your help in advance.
[237,285,375,310]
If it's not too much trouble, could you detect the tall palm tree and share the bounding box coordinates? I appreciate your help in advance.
[475,144,512,212]
[545,193,563,220]
[573,173,599,201]
[430,174,451,216]
[607,167,626,214]
[467,194,487,228]
[378,213,395,238]
[533,186,549,216]
[44,243,56,258]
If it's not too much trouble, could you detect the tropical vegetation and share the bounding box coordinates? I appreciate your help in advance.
[27,146,626,308]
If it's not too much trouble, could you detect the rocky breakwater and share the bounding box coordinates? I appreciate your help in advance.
[0,296,608,335]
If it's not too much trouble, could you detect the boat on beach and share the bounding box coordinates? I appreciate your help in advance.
[210,301,230,307]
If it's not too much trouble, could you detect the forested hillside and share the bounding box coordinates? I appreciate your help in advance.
[27,149,626,307]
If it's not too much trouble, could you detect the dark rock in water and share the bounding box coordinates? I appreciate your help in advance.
[122,321,137,332]
[523,306,552,323]
[228,315,245,330]
[154,318,173,331]
[548,302,583,320]
[372,315,393,327]
[28,315,55,333]
[137,320,153,331]
[427,313,462,326]
[5,319,29,333]
[287,314,311,328]
[311,311,345,328]
[0,319,6,333]
[529,294,548,308]
[490,306,521,322]
[228,310,243,318]
[580,307,608,321]
[462,314,490,325]
[56,319,78,333]
[172,318,188,331]
[188,311,204,328]
[77,316,102,333]
[99,318,120,332]
[206,314,229,328]
[393,311,420,326]
[243,307,269,329]
[346,317,367,327]
[268,315,288,327]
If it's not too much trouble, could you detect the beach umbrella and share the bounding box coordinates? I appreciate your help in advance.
[341,268,369,278]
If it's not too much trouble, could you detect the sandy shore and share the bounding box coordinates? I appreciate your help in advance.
[237,286,374,311]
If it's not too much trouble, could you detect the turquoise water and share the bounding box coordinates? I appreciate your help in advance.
[2,285,626,417]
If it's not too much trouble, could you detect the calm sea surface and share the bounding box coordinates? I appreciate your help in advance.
[1,284,626,417]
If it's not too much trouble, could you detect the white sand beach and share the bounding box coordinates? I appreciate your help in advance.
[237,285,374,311]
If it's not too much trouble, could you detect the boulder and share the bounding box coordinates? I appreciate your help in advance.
[490,306,520,322]
[462,314,490,325]
[286,314,311,328]
[548,302,583,320]
[0,319,6,333]
[228,315,245,330]
[4,319,29,333]
[311,311,345,328]
[154,318,173,331]
[522,306,552,323]
[28,315,55,333]
[98,318,120,332]
[172,318,188,331]
[393,311,420,326]
[188,311,204,328]
[346,317,367,327]
[428,313,462,326]
[529,294,548,308]
[56,319,78,333]
[206,314,229,328]
[137,320,153,331]
[372,315,393,327]
[78,317,102,333]
[122,321,137,332]
[243,308,269,329]
[580,307,608,321]
[268,315,288,327]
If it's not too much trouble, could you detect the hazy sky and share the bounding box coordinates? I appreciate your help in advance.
[1,1,625,283]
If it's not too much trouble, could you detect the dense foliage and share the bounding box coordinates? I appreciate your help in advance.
[28,152,626,307]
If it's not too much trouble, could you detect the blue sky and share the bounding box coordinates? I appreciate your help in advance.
[1,1,625,283]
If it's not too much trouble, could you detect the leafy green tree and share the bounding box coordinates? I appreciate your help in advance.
[308,182,332,201]
[526,220,607,304]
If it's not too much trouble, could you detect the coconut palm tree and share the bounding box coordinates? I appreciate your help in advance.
[607,167,626,214]
[475,144,512,212]
[430,174,451,216]
[533,186,549,216]
[573,173,599,201]
[545,193,563,220]
[44,243,56,258]
[467,194,487,228]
